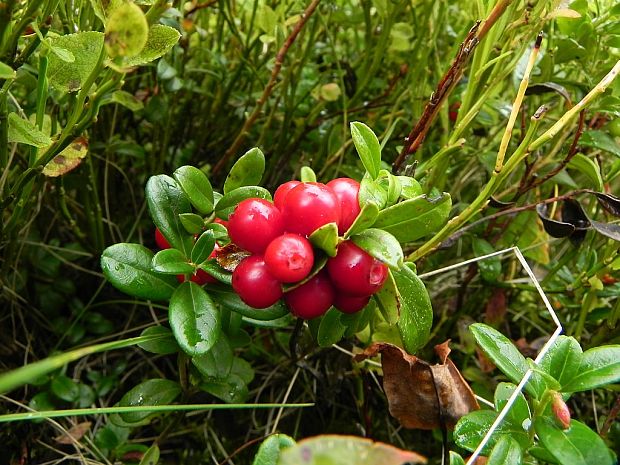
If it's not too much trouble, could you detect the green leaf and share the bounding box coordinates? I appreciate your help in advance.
[124,24,181,67]
[454,410,529,454]
[300,166,317,183]
[224,147,265,194]
[373,270,399,325]
[192,334,233,380]
[309,222,339,257]
[472,238,502,281]
[487,436,522,465]
[138,326,179,355]
[0,61,16,79]
[215,186,272,220]
[173,165,214,215]
[359,176,387,209]
[534,417,615,465]
[146,175,194,256]
[377,170,401,206]
[110,90,144,112]
[208,286,289,321]
[316,308,347,347]
[198,262,232,285]
[344,202,379,238]
[470,323,528,386]
[397,176,423,199]
[351,122,381,179]
[7,113,52,148]
[449,452,466,465]
[139,444,160,465]
[538,336,583,389]
[51,375,80,402]
[580,130,620,157]
[117,379,181,423]
[372,194,452,243]
[105,2,148,58]
[179,213,204,234]
[562,345,620,392]
[47,32,104,93]
[252,434,296,465]
[351,228,403,270]
[169,282,221,356]
[494,383,530,425]
[41,137,88,177]
[101,243,178,300]
[48,44,75,62]
[152,248,194,274]
[393,265,432,353]
[567,154,604,191]
[192,231,215,265]
[200,373,248,403]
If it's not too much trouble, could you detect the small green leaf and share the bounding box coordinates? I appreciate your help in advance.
[397,176,423,199]
[198,262,232,284]
[487,436,522,465]
[309,222,339,257]
[534,417,615,465]
[48,45,75,62]
[449,452,466,465]
[146,175,194,256]
[454,410,525,454]
[580,130,620,157]
[539,336,583,389]
[377,170,401,206]
[252,434,296,465]
[0,61,16,79]
[169,282,221,356]
[215,186,272,220]
[316,308,347,347]
[138,326,179,355]
[124,24,181,67]
[373,270,399,325]
[7,113,52,148]
[192,334,233,380]
[208,286,289,321]
[562,345,620,392]
[344,202,379,238]
[139,444,160,465]
[152,248,194,274]
[567,154,604,191]
[393,264,432,353]
[351,228,403,270]
[300,166,317,183]
[110,90,144,112]
[51,375,80,402]
[117,379,181,423]
[494,383,530,425]
[192,231,215,265]
[351,121,381,179]
[105,2,148,58]
[472,238,502,281]
[359,176,387,209]
[179,213,204,234]
[47,31,104,92]
[470,323,528,386]
[101,243,178,300]
[373,194,452,243]
[200,373,248,403]
[224,147,265,194]
[173,165,214,215]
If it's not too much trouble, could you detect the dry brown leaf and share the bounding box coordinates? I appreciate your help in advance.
[354,341,478,430]
[54,421,91,444]
[215,243,250,272]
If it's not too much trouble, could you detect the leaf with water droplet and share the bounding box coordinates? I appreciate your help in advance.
[116,379,181,424]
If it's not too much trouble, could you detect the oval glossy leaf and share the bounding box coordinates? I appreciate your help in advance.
[207,286,289,321]
[539,336,583,389]
[101,243,178,300]
[300,166,317,183]
[397,175,423,199]
[373,270,399,325]
[470,323,528,386]
[373,194,451,243]
[351,122,381,179]
[214,186,272,220]
[344,202,380,238]
[359,176,387,209]
[593,192,620,216]
[152,248,194,274]
[200,373,249,403]
[454,410,519,454]
[138,326,179,355]
[534,417,615,465]
[252,434,296,465]
[146,175,194,256]
[173,165,214,215]
[351,228,403,270]
[590,220,620,241]
[449,452,466,465]
[562,345,620,392]
[309,222,339,257]
[124,24,181,67]
[579,130,620,158]
[118,379,181,423]
[224,147,265,194]
[179,213,204,234]
[139,444,160,465]
[278,434,426,465]
[104,2,148,58]
[487,436,522,465]
[192,230,215,265]
[316,308,347,347]
[472,238,501,281]
[393,264,432,354]
[377,170,401,206]
[192,333,233,380]
[567,154,604,191]
[198,262,232,284]
[494,383,530,425]
[536,203,576,238]
[169,282,221,356]
[0,61,16,80]
[51,375,80,402]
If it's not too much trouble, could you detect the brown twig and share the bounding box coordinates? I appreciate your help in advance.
[392,0,515,174]
[185,0,218,16]
[212,0,321,176]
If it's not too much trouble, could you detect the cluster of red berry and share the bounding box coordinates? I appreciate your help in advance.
[229,178,388,319]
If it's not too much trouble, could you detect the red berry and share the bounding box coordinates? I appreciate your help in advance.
[284,271,334,319]
[264,233,314,283]
[232,255,282,309]
[155,228,171,249]
[326,178,361,235]
[228,198,284,254]
[281,182,340,236]
[449,102,461,122]
[334,293,370,314]
[327,241,388,296]
[274,180,301,211]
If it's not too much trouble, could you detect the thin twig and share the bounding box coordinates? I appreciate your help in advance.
[212,0,321,176]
